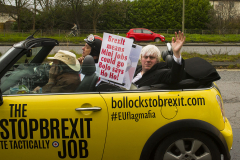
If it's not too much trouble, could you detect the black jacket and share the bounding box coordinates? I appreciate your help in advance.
[134,59,185,87]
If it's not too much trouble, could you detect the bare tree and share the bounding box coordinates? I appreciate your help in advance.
[1,0,31,31]
[84,0,107,33]
[62,0,84,31]
[36,0,67,29]
[37,0,50,11]
[209,0,240,33]
[32,0,37,30]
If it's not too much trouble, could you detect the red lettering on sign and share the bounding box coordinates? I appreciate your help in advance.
[108,35,126,45]
[99,62,111,71]
[101,48,114,57]
[100,55,116,65]
[100,70,108,77]
[115,52,127,61]
[112,67,124,75]
[109,72,119,80]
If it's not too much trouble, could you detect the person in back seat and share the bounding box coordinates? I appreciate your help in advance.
[132,31,185,88]
[78,34,102,65]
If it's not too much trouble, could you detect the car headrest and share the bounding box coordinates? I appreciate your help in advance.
[165,55,173,68]
[81,55,96,75]
[96,82,123,92]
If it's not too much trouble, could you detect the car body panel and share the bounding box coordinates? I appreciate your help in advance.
[0,94,108,160]
[221,118,233,151]
[100,88,226,159]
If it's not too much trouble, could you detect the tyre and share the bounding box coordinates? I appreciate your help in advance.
[154,38,161,42]
[130,37,135,42]
[154,131,221,160]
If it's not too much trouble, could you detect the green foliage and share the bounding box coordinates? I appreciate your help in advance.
[1,32,240,44]
[225,64,240,69]
[69,50,81,58]
[182,52,240,62]
[185,0,212,29]
[13,0,212,31]
[1,28,240,45]
[164,34,240,43]
[121,0,212,30]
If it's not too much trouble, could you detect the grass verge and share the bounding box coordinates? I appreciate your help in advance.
[1,32,240,43]
[181,52,240,63]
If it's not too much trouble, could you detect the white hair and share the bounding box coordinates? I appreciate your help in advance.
[140,45,161,61]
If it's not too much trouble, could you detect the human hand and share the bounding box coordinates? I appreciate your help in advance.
[49,65,59,80]
[33,86,41,93]
[78,57,85,65]
[171,31,186,58]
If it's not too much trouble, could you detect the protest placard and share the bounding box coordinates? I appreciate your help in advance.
[117,44,142,89]
[98,33,133,84]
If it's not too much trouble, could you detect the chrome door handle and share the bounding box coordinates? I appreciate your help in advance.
[75,107,102,111]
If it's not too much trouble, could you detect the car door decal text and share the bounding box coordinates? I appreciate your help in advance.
[111,110,156,122]
[112,96,206,108]
[0,104,92,158]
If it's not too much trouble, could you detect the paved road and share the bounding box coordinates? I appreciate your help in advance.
[215,70,240,160]
[0,45,240,55]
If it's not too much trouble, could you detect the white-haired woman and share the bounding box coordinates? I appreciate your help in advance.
[132,31,185,87]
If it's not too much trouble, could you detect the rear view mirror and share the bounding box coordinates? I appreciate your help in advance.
[26,49,32,57]
[0,89,3,106]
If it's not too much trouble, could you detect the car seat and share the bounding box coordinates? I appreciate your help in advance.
[96,82,123,92]
[75,55,98,92]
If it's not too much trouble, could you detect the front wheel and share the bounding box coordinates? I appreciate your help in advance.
[154,131,221,160]
[154,38,161,42]
[130,37,135,42]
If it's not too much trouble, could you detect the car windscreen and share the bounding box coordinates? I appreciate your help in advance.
[0,47,15,63]
[0,63,49,94]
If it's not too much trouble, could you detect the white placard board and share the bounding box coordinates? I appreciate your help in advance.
[98,33,133,83]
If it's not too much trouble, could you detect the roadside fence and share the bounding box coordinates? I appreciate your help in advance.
[0,29,240,37]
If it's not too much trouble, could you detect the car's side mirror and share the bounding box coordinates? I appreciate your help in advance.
[0,89,3,106]
[26,49,32,57]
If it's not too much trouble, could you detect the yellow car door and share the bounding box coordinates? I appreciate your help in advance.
[0,93,108,160]
[100,91,178,160]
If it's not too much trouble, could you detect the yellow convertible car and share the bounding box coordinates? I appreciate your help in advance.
[0,37,232,160]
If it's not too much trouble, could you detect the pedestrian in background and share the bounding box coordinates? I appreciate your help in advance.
[71,23,78,36]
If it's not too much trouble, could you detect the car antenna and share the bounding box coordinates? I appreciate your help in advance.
[26,30,39,40]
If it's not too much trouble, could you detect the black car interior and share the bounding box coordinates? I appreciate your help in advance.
[0,37,219,94]
[75,55,98,92]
